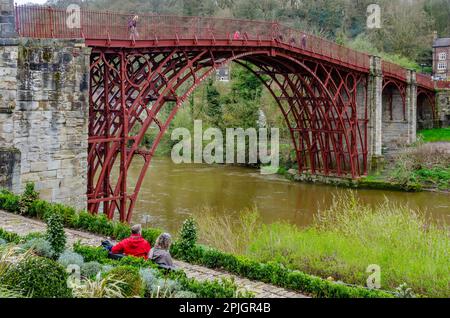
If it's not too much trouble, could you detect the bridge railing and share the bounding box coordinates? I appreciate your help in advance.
[416,73,435,90]
[15,5,371,69]
[15,5,438,87]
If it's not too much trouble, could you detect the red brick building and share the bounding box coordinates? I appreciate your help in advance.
[433,36,450,80]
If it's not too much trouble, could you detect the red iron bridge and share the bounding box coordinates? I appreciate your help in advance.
[13,5,442,222]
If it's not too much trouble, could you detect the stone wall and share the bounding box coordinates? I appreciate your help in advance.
[436,89,450,127]
[0,0,15,38]
[0,38,91,210]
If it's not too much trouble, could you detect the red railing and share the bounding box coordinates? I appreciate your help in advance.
[416,73,435,90]
[15,5,370,70]
[436,80,450,89]
[14,5,437,89]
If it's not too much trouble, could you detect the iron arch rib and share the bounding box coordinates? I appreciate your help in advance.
[87,47,369,222]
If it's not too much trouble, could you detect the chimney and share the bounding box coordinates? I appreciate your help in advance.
[433,31,438,41]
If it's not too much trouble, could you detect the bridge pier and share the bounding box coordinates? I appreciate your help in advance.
[367,56,384,172]
[0,0,91,209]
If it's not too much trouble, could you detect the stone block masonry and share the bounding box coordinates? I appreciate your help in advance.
[436,89,450,127]
[0,38,91,210]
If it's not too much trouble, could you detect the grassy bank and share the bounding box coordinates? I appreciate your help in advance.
[387,142,450,191]
[194,196,449,298]
[418,128,450,143]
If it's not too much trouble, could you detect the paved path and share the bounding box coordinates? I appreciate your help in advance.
[0,210,308,298]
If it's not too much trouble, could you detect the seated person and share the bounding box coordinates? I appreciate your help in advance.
[149,233,176,270]
[109,224,151,260]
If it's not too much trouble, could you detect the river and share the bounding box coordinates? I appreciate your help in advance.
[127,157,450,233]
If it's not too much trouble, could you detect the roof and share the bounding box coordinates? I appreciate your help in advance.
[433,38,450,48]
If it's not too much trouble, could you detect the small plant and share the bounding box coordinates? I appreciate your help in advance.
[106,265,144,298]
[173,290,198,298]
[71,276,125,298]
[18,183,39,216]
[20,238,55,259]
[395,283,416,298]
[139,268,161,296]
[81,261,102,279]
[178,217,198,251]
[101,265,114,274]
[150,278,182,296]
[57,251,85,268]
[45,212,67,258]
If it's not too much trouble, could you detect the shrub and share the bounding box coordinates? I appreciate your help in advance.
[0,256,72,298]
[73,243,109,263]
[18,183,39,216]
[106,265,144,297]
[20,238,55,258]
[0,239,6,246]
[101,265,114,274]
[0,191,20,213]
[142,228,163,246]
[139,268,161,296]
[173,290,197,298]
[22,232,46,242]
[178,217,198,252]
[45,212,67,258]
[58,251,85,268]
[150,278,182,295]
[81,261,102,278]
[28,199,53,219]
[0,228,21,244]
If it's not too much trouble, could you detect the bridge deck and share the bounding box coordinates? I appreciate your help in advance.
[14,5,435,91]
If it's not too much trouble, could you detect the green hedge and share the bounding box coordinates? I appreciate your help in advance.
[170,243,394,298]
[0,190,162,246]
[74,244,253,298]
[0,228,21,244]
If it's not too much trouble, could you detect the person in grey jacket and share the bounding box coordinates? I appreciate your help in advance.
[149,233,176,270]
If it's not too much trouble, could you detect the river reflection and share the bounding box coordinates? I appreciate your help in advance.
[126,157,450,233]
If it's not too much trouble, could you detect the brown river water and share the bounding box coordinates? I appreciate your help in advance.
[126,157,450,233]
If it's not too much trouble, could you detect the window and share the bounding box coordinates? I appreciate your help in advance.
[437,62,447,71]
[438,52,447,61]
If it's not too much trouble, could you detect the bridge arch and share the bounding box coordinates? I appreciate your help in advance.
[87,47,368,221]
[417,88,437,130]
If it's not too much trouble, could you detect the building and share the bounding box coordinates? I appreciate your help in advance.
[432,34,450,80]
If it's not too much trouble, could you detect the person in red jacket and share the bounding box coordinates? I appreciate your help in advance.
[111,224,151,260]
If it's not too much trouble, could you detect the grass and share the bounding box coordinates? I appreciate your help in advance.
[418,128,450,143]
[194,195,450,297]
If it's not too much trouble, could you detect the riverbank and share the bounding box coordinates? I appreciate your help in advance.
[278,140,450,193]
[193,195,450,298]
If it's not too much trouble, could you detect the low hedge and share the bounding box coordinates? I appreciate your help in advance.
[0,228,21,244]
[170,243,394,298]
[74,244,253,298]
[0,190,162,246]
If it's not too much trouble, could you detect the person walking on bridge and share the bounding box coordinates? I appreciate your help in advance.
[301,34,307,49]
[128,15,139,41]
